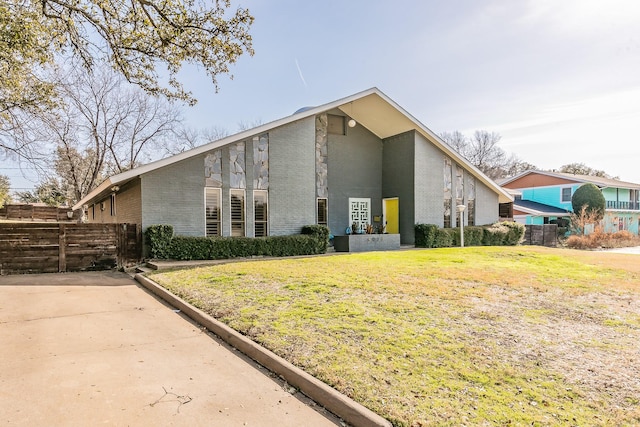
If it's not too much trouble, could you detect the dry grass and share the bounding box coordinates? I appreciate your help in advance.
[148,246,640,426]
[565,229,640,250]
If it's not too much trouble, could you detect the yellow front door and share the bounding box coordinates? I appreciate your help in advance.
[383,198,399,234]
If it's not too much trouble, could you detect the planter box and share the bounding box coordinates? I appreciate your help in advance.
[333,234,401,253]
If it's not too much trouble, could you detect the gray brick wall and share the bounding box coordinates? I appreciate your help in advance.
[475,180,499,225]
[141,155,205,236]
[382,131,415,243]
[268,117,316,236]
[414,133,447,228]
[328,118,383,236]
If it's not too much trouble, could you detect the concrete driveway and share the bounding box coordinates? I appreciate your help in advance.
[0,271,340,426]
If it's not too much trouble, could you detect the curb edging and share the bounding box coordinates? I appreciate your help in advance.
[135,273,391,427]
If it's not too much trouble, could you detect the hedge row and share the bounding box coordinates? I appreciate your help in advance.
[144,224,330,260]
[414,222,525,248]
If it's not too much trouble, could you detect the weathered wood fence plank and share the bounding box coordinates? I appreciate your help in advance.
[523,224,558,247]
[0,223,141,275]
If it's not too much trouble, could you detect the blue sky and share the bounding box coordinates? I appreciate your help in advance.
[4,0,640,190]
[183,0,640,178]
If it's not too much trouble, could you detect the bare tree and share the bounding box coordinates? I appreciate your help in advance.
[0,174,11,207]
[440,130,532,180]
[559,162,617,179]
[162,125,230,156]
[16,65,183,204]
[237,119,264,132]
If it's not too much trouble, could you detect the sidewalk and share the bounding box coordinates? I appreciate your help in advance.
[0,271,340,426]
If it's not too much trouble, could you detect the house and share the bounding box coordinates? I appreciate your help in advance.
[73,88,512,247]
[501,170,640,234]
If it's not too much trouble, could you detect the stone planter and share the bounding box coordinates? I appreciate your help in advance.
[333,234,401,252]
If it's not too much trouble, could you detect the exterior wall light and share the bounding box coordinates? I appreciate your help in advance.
[348,119,357,128]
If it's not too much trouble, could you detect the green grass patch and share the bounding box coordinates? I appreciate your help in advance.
[148,246,640,426]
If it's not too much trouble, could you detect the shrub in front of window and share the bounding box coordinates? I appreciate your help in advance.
[414,222,525,248]
[145,224,329,260]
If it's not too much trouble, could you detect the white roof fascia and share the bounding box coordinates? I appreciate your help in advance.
[364,89,512,203]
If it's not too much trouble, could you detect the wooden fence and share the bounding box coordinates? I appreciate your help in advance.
[523,224,558,247]
[0,204,80,222]
[0,223,141,275]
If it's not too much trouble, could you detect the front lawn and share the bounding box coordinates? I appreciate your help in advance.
[148,246,640,426]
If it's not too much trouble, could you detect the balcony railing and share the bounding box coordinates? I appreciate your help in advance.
[606,201,640,210]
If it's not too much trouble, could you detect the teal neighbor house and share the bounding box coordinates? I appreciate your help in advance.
[73,88,512,246]
[502,170,640,235]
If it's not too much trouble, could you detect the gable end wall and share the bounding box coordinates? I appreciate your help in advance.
[268,117,316,235]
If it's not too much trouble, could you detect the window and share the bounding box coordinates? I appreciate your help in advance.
[110,194,116,216]
[349,198,370,233]
[230,189,245,237]
[561,187,572,203]
[317,198,328,226]
[443,199,452,228]
[205,188,221,236]
[254,190,268,237]
[467,176,476,226]
[327,114,346,135]
[467,200,475,227]
[443,158,453,228]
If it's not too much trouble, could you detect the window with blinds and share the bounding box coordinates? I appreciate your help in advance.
[205,188,221,236]
[254,190,268,237]
[317,198,328,226]
[230,189,245,237]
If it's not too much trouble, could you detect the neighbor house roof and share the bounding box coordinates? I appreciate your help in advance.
[513,199,571,217]
[74,87,513,210]
[501,170,640,190]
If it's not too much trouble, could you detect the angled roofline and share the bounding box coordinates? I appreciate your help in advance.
[74,87,512,209]
[501,169,640,190]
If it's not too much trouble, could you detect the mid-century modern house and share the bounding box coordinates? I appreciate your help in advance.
[73,88,512,246]
[502,170,640,234]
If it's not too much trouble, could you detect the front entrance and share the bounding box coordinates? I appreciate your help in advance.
[383,198,399,234]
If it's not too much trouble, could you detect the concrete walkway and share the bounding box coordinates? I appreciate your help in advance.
[0,271,340,426]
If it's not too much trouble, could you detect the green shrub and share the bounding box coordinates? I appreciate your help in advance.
[465,226,484,246]
[147,225,326,261]
[434,228,455,247]
[572,183,605,221]
[501,221,526,245]
[144,224,174,258]
[301,225,330,254]
[481,222,525,246]
[414,222,524,248]
[414,224,439,248]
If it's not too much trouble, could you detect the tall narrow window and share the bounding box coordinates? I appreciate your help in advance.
[254,190,268,237]
[467,176,476,226]
[317,198,328,226]
[205,188,221,236]
[110,194,116,216]
[230,189,245,237]
[444,158,453,228]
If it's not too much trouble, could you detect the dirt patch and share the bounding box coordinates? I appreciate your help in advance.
[467,285,640,419]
